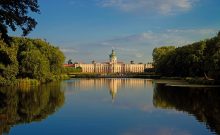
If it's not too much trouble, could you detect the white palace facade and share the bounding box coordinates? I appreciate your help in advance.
[72,50,153,73]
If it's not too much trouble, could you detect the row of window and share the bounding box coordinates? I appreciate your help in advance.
[82,67,145,72]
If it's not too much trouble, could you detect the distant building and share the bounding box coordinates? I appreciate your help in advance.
[67,50,153,73]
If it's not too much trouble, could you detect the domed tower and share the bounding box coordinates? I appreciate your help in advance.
[109,50,117,64]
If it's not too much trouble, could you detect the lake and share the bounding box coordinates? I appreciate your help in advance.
[0,78,220,135]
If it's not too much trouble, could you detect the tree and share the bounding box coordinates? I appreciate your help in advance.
[32,39,65,75]
[0,39,18,85]
[152,46,176,75]
[19,49,50,81]
[152,32,220,79]
[68,59,73,64]
[0,0,40,43]
[13,37,65,82]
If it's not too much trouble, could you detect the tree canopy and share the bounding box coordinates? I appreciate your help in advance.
[0,0,40,42]
[152,32,220,79]
[0,37,65,86]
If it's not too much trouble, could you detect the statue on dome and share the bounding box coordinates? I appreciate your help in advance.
[109,50,117,64]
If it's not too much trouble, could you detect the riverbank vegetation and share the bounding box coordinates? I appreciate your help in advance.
[63,66,82,74]
[0,37,65,86]
[153,32,220,80]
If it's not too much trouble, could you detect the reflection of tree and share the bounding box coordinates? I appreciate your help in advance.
[0,82,65,134]
[153,84,220,134]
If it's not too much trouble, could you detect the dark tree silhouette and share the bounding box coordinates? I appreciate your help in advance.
[68,59,73,64]
[0,0,40,43]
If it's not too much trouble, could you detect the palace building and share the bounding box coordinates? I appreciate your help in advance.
[69,50,153,73]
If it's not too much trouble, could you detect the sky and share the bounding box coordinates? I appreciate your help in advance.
[10,0,220,63]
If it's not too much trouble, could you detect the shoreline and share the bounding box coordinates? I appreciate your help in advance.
[154,79,220,88]
[68,73,161,79]
[69,73,220,86]
[1,74,220,87]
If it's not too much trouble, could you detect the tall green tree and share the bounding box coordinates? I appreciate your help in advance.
[32,39,65,75]
[19,49,50,81]
[152,32,220,79]
[0,37,65,85]
[0,40,18,85]
[0,0,40,43]
[152,46,176,75]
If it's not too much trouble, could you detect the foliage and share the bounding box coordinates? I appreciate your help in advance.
[63,66,82,74]
[68,59,73,64]
[0,0,40,43]
[0,37,65,86]
[152,46,176,75]
[152,32,220,79]
[0,40,18,85]
[17,78,40,89]
[32,39,65,75]
[19,49,50,81]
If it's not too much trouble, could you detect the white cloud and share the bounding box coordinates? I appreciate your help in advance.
[99,0,198,15]
[61,28,217,63]
[60,47,78,53]
[135,53,143,58]
[166,28,217,35]
[103,28,217,46]
[114,47,143,59]
[115,47,137,52]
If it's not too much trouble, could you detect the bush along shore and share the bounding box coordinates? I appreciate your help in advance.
[0,37,66,86]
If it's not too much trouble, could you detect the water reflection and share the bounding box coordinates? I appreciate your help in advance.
[2,79,218,135]
[65,78,153,101]
[153,83,220,135]
[0,82,65,135]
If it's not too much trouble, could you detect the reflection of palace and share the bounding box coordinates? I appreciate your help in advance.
[68,50,153,73]
[109,79,118,101]
[66,79,153,101]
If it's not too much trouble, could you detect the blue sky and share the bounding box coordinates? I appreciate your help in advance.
[10,0,220,63]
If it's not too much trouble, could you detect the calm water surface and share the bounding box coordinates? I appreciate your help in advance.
[0,78,220,135]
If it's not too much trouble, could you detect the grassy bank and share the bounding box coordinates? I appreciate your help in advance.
[16,78,40,90]
[8,74,70,87]
[17,78,40,86]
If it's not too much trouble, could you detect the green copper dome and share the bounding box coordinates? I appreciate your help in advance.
[109,50,116,58]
